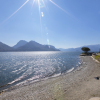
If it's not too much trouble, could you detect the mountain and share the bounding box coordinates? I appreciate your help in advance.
[0,42,13,52]
[85,44,100,52]
[15,41,60,51]
[13,40,28,49]
[1,40,100,52]
[60,44,100,52]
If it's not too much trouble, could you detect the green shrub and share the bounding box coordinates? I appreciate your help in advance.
[95,55,100,62]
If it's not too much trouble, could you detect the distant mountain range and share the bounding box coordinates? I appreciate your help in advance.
[0,40,60,52]
[1,40,100,52]
[59,44,100,52]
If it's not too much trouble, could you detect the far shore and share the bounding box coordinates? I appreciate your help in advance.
[0,56,100,100]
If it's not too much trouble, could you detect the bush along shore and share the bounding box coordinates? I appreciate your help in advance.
[80,47,92,56]
[92,53,100,62]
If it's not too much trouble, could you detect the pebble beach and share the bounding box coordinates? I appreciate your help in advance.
[0,56,100,100]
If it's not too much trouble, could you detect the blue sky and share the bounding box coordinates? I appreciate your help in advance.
[0,0,100,49]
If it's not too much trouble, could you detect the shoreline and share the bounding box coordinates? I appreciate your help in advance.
[0,56,81,92]
[0,62,81,93]
[0,56,100,100]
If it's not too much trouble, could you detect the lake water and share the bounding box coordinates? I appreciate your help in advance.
[0,51,81,89]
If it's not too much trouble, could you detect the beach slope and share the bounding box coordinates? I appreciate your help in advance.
[0,56,100,100]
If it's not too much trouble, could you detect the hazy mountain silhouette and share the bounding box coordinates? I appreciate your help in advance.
[0,42,13,52]
[13,40,28,49]
[1,40,100,52]
[16,41,60,51]
[59,44,100,52]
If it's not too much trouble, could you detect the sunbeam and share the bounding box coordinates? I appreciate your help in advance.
[42,0,46,8]
[38,0,41,16]
[2,0,29,24]
[38,0,42,32]
[42,0,48,12]
[49,0,71,16]
[32,0,36,7]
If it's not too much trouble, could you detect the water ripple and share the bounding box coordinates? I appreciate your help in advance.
[0,52,81,87]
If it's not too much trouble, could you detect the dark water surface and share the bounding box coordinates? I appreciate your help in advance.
[0,51,81,88]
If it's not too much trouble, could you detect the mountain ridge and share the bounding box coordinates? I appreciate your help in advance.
[1,40,100,52]
[13,40,28,49]
[0,42,14,52]
[59,44,100,52]
[0,40,60,52]
[16,41,59,51]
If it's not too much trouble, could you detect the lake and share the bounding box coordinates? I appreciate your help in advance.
[0,51,81,89]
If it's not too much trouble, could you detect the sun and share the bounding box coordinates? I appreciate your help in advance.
[1,0,70,25]
[0,0,70,48]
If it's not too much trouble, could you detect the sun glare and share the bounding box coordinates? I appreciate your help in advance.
[32,0,36,6]
[1,0,69,24]
[1,0,29,24]
[1,0,70,46]
[49,0,70,15]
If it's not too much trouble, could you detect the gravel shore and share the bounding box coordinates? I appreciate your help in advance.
[0,56,100,100]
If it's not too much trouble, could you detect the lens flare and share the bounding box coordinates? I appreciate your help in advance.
[32,0,36,7]
[47,39,49,44]
[0,0,72,47]
[42,0,46,8]
[38,0,42,32]
[2,0,29,24]
[49,0,70,16]
[47,33,50,46]
[38,0,45,8]
[41,12,44,17]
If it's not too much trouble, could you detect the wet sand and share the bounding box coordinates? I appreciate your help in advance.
[0,56,100,100]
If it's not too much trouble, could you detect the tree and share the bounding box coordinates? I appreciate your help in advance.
[81,47,90,54]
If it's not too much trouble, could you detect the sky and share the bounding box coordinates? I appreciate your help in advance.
[0,0,100,49]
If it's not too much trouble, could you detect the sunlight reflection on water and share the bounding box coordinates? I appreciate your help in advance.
[0,51,81,87]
